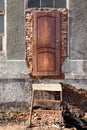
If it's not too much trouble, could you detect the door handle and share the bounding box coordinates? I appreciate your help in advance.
[57,40,59,42]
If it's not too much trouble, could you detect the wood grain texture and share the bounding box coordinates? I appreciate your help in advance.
[33,12,61,77]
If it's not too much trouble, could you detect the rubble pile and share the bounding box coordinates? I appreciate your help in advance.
[31,110,63,127]
[62,84,87,112]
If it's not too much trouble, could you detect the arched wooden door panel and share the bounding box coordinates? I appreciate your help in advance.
[33,12,61,77]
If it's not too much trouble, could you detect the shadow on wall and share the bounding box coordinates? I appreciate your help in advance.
[62,84,87,112]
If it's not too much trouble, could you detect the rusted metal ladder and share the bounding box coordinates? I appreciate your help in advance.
[29,84,62,127]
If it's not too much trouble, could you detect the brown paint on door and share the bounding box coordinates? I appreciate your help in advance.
[33,12,61,77]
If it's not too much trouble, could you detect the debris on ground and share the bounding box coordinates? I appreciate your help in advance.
[31,109,63,127]
[0,109,29,124]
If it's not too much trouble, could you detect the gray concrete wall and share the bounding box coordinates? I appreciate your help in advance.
[0,79,87,110]
[69,0,87,59]
[0,79,32,110]
[7,0,25,60]
[0,0,29,79]
[0,0,29,108]
[0,60,29,79]
[63,0,87,79]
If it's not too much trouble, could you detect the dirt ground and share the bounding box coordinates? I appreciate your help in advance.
[0,124,71,130]
[1,111,86,130]
[0,123,26,130]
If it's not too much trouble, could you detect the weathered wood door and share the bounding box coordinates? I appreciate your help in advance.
[33,12,61,77]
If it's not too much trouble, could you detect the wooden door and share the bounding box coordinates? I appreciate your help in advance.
[33,12,61,77]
